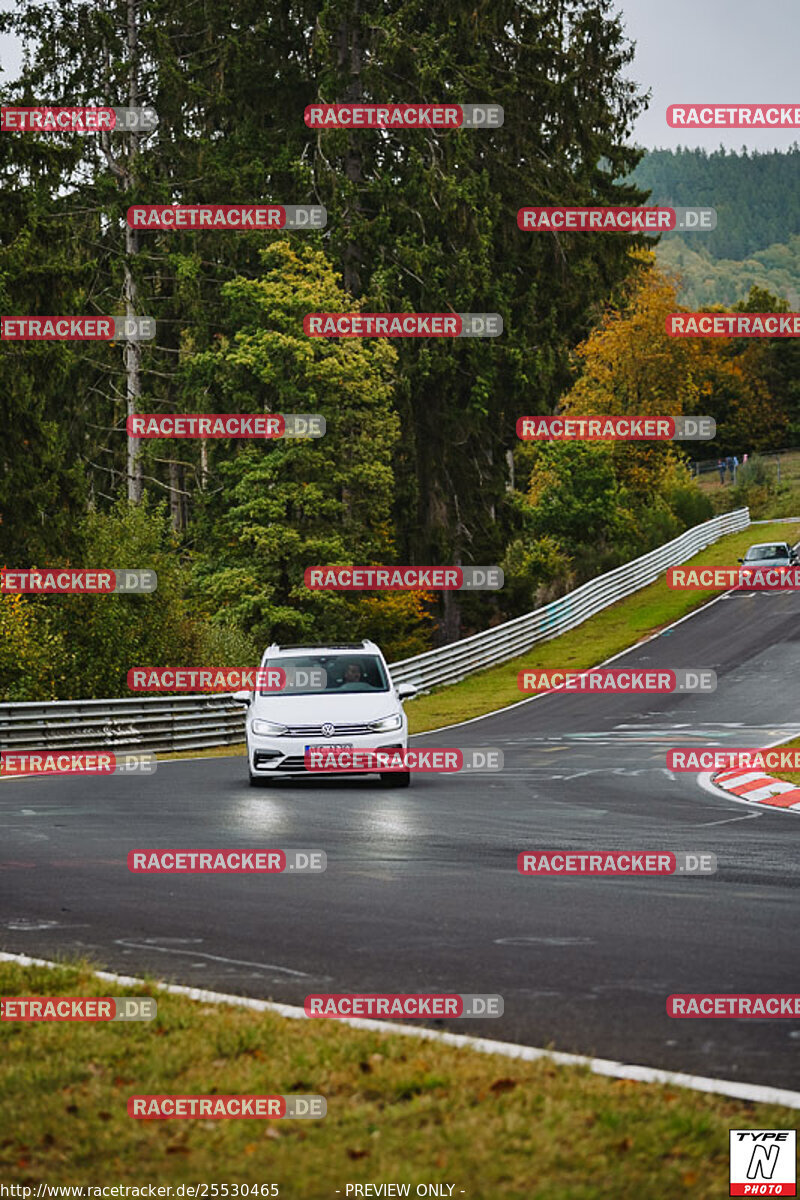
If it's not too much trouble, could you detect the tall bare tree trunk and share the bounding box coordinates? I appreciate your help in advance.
[168,458,185,531]
[338,2,363,295]
[101,0,144,502]
[125,0,143,502]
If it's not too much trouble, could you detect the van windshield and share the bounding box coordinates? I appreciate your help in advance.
[259,655,390,696]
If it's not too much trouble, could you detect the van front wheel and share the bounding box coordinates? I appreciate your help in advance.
[380,772,410,788]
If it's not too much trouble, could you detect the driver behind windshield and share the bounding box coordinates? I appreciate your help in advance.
[338,661,377,690]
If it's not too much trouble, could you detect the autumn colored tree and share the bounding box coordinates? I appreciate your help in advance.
[558,251,699,504]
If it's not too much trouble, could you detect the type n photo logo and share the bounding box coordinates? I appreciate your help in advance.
[730,1130,796,1196]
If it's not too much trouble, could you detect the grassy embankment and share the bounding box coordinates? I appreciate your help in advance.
[698,449,800,519]
[1,961,798,1195]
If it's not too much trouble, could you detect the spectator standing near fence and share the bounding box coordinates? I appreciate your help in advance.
[718,458,726,484]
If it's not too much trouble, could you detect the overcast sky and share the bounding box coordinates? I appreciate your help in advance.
[1,0,798,151]
[616,0,799,150]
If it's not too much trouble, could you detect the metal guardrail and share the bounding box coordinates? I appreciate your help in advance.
[0,695,247,756]
[0,508,750,755]
[388,507,750,690]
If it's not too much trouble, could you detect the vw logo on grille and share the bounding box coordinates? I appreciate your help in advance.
[322,723,336,737]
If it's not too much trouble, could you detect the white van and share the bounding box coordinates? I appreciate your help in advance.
[235,640,418,787]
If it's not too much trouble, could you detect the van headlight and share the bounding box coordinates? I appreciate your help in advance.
[251,719,289,736]
[368,712,403,733]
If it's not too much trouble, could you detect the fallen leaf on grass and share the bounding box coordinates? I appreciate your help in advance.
[490,1078,517,1094]
[347,1149,369,1160]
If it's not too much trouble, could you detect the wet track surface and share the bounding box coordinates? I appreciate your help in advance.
[2,588,800,1088]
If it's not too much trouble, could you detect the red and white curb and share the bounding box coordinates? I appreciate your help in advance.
[711,768,800,812]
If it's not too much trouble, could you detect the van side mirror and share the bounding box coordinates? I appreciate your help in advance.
[397,682,418,701]
[232,689,252,704]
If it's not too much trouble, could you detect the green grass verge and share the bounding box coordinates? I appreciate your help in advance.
[699,450,800,520]
[1,961,797,1196]
[403,520,799,734]
[764,734,800,788]
[156,744,246,762]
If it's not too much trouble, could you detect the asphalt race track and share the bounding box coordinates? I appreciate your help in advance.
[2,587,800,1089]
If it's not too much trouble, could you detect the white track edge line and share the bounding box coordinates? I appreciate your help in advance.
[2,950,799,1110]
